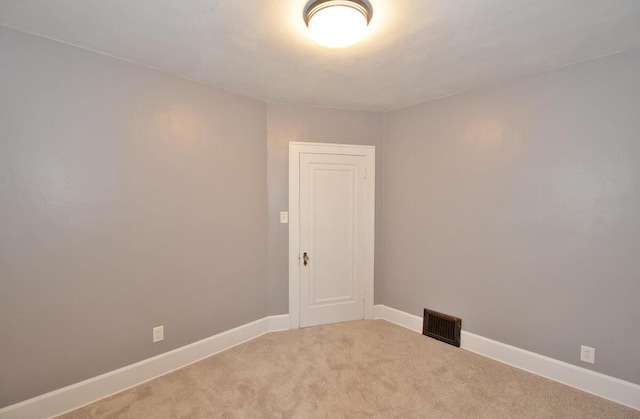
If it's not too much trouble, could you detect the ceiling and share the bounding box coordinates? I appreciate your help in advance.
[1,0,640,112]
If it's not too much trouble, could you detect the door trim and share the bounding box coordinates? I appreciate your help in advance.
[289,142,375,329]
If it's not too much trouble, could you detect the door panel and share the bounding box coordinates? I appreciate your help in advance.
[300,153,366,327]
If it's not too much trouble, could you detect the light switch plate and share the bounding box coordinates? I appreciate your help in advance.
[153,325,164,343]
[280,211,289,224]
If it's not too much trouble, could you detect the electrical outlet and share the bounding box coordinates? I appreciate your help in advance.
[153,325,164,343]
[580,345,595,364]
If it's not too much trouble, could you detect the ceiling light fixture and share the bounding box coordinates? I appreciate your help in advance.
[305,0,371,48]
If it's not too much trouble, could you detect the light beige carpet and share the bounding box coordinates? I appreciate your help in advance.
[58,320,639,418]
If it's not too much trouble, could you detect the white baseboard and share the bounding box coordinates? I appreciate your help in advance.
[268,314,291,332]
[4,307,637,417]
[0,314,291,419]
[373,304,640,411]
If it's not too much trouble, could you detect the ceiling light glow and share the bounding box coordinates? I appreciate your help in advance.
[305,0,371,48]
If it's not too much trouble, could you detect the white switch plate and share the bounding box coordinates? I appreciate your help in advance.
[153,325,164,343]
[280,211,289,224]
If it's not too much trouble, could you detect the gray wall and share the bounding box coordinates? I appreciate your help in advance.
[2,19,639,409]
[382,49,640,384]
[0,26,268,407]
[266,104,383,314]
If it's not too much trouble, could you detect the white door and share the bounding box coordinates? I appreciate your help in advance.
[289,143,375,328]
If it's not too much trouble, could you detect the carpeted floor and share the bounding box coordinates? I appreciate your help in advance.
[58,320,639,418]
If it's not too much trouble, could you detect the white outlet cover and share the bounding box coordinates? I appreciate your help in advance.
[280,211,289,224]
[580,345,595,364]
[153,325,164,343]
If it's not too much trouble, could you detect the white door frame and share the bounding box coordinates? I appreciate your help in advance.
[289,142,375,329]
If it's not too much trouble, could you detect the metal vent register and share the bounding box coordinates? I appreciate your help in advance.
[423,309,461,347]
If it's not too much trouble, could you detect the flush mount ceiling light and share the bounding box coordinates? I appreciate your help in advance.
[305,0,372,48]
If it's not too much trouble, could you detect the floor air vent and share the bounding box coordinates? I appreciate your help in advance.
[423,308,461,347]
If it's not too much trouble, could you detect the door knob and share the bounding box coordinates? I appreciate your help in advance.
[303,252,309,266]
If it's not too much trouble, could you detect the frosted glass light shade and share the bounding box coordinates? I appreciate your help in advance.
[306,0,371,48]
